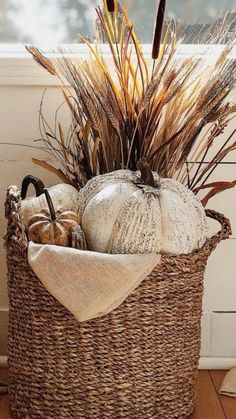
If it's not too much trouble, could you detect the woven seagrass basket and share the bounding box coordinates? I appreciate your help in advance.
[4,185,231,419]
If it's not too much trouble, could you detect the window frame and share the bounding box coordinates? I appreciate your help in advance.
[0,43,235,86]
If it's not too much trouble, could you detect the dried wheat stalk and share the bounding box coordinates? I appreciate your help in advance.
[26,0,236,204]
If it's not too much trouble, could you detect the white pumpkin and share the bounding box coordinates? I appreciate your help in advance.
[77,169,135,216]
[21,175,80,228]
[79,161,208,255]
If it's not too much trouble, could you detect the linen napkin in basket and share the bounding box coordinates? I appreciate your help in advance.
[219,367,236,397]
[28,242,161,322]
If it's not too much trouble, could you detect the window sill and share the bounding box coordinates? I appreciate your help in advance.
[0,43,235,86]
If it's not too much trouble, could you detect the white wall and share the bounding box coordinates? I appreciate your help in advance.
[0,57,235,366]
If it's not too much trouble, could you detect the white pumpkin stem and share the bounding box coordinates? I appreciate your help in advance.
[137,158,156,188]
[44,189,57,221]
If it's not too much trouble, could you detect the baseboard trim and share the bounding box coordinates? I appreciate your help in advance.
[0,356,7,367]
[1,356,235,370]
[199,357,236,370]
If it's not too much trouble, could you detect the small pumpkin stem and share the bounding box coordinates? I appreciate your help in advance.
[21,175,45,199]
[44,189,56,221]
[136,158,156,188]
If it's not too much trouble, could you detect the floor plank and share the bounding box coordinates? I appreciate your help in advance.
[0,367,11,419]
[189,371,225,419]
[0,396,12,419]
[210,370,236,419]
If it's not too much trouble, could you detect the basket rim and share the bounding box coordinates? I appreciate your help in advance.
[4,185,232,259]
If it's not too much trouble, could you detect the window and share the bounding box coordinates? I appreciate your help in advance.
[0,0,235,44]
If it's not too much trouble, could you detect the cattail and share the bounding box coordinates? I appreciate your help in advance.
[152,0,166,60]
[106,0,115,13]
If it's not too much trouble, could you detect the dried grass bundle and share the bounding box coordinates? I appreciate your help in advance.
[27,0,236,204]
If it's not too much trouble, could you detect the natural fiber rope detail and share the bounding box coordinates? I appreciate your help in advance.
[4,186,28,250]
[4,186,232,419]
[7,248,204,419]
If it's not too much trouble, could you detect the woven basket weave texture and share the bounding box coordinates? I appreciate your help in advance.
[4,186,231,419]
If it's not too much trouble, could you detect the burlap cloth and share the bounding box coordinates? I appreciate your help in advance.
[219,367,236,397]
[28,242,161,322]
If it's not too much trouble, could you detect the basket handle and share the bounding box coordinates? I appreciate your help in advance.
[204,209,232,255]
[5,176,46,250]
[4,186,28,250]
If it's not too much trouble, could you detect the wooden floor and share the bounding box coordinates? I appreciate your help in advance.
[0,369,236,418]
